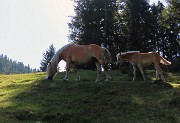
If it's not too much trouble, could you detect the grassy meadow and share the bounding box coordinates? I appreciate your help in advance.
[0,70,179,123]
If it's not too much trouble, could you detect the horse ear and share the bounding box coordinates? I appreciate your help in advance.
[116,53,119,57]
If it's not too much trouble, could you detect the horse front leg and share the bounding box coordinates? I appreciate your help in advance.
[63,61,70,81]
[95,62,101,82]
[155,64,165,81]
[155,69,160,80]
[98,60,111,82]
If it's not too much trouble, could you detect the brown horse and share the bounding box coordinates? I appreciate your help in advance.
[47,43,111,82]
[116,51,171,81]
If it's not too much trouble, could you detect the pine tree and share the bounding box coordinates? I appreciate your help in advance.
[161,0,180,60]
[40,44,56,72]
[122,0,153,52]
[68,0,118,45]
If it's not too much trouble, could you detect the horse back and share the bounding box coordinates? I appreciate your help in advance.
[61,44,92,61]
[89,44,112,65]
[61,44,110,65]
[138,52,161,65]
[122,52,160,65]
[88,44,104,57]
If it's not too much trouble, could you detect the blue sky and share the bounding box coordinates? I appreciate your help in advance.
[0,0,165,70]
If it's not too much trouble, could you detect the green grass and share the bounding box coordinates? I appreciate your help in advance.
[0,70,179,123]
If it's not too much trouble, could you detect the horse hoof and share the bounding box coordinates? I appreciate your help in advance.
[76,76,80,82]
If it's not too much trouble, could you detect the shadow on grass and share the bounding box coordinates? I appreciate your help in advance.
[0,71,180,123]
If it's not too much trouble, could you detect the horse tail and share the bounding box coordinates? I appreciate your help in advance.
[160,56,171,65]
[104,48,112,63]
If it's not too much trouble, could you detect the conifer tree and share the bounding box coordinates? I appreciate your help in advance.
[40,44,56,72]
[161,0,180,60]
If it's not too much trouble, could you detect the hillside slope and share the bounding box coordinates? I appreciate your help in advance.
[0,70,179,123]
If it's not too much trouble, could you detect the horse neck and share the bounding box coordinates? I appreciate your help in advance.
[50,48,64,68]
[51,55,61,68]
[124,53,136,61]
[51,43,72,66]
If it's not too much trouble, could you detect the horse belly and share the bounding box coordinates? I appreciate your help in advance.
[72,55,92,64]
[141,60,153,66]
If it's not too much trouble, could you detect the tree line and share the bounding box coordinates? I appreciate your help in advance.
[68,0,180,61]
[0,54,36,74]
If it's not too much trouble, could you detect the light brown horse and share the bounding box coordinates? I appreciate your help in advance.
[47,43,111,82]
[116,51,171,81]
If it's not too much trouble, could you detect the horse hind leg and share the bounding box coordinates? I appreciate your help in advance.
[72,64,80,82]
[159,69,165,81]
[137,64,146,81]
[155,70,160,80]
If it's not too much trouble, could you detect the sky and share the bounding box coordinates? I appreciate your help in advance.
[0,0,165,71]
[0,0,74,71]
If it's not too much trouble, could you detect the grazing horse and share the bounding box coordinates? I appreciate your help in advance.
[47,43,111,82]
[116,51,171,81]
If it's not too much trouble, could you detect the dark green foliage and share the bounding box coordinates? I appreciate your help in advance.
[168,56,180,72]
[68,0,180,66]
[161,0,180,60]
[123,0,153,51]
[0,54,33,74]
[40,44,56,72]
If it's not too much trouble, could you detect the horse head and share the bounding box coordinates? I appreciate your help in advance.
[116,53,126,66]
[116,53,121,66]
[46,62,58,80]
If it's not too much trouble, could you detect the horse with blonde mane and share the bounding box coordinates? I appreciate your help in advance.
[47,43,111,82]
[116,51,171,81]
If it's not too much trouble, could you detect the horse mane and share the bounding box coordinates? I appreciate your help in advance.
[119,51,140,59]
[50,43,73,67]
[121,51,140,55]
